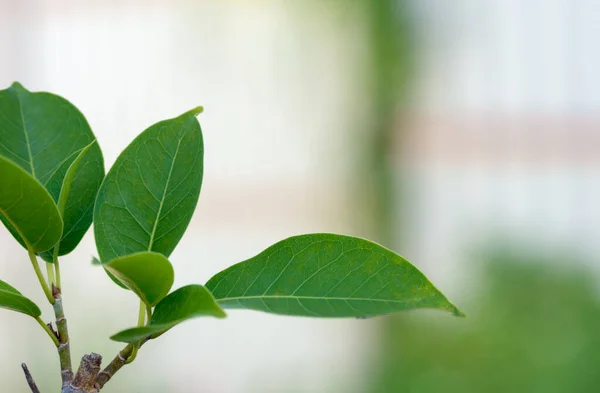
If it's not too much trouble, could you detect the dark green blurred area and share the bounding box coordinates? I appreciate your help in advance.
[368,253,600,393]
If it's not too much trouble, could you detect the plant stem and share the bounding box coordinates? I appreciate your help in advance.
[67,353,101,392]
[28,248,54,304]
[53,285,73,390]
[21,363,41,393]
[95,334,151,390]
[95,344,134,389]
[35,316,59,347]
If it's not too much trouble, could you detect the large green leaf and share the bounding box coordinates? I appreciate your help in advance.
[110,285,226,343]
[0,82,104,257]
[93,107,204,262]
[101,252,174,307]
[0,279,41,317]
[0,156,63,252]
[206,234,464,318]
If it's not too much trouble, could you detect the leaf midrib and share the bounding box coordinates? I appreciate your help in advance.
[147,137,183,251]
[216,295,421,304]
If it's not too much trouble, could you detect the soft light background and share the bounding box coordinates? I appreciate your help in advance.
[1,1,599,392]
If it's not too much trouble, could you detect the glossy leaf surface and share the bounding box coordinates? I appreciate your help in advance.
[102,252,174,307]
[0,156,63,252]
[0,82,104,257]
[0,279,41,317]
[110,285,225,343]
[206,234,464,318]
[94,108,204,262]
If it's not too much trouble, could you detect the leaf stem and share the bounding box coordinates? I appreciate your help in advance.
[28,248,54,304]
[35,316,60,347]
[53,246,62,288]
[55,261,62,289]
[145,304,152,322]
[46,261,56,286]
[138,300,146,326]
[126,301,146,365]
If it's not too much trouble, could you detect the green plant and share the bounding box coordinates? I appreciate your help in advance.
[0,82,463,393]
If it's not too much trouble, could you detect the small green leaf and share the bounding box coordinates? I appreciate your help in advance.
[102,252,174,307]
[57,141,97,217]
[40,141,99,261]
[0,82,104,258]
[94,108,204,262]
[110,285,226,343]
[0,156,63,252]
[110,325,166,344]
[206,234,464,318]
[0,279,41,317]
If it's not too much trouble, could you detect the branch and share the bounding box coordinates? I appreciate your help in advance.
[53,285,73,389]
[60,340,147,392]
[21,363,41,393]
[95,336,151,390]
[94,344,134,390]
[66,353,102,392]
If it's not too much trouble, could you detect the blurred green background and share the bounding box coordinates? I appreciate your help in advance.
[1,0,598,392]
[368,252,600,393]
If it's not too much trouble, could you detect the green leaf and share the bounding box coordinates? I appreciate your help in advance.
[0,82,104,258]
[0,279,41,317]
[0,156,63,252]
[110,285,226,343]
[206,234,464,318]
[40,140,99,261]
[93,107,204,262]
[101,252,174,307]
[92,256,128,290]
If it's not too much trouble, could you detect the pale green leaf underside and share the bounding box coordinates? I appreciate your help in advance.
[0,279,41,317]
[0,82,104,257]
[40,140,98,262]
[0,156,63,252]
[94,108,204,262]
[206,234,464,318]
[103,252,174,307]
[110,284,225,343]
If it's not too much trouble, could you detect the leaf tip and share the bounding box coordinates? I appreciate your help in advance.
[449,304,466,318]
[187,106,204,117]
[9,81,26,91]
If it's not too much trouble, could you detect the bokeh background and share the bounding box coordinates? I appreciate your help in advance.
[1,1,599,392]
